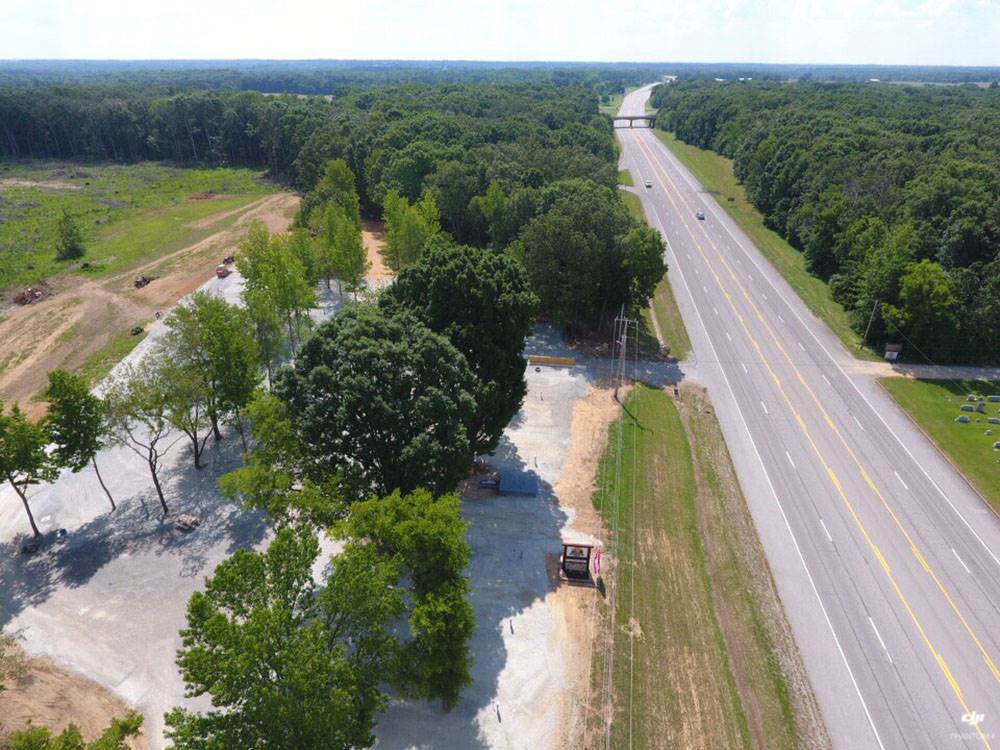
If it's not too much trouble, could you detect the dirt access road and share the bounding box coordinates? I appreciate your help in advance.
[0,193,298,418]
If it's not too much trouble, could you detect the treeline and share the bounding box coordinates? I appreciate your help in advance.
[0,82,616,201]
[0,60,663,93]
[0,79,663,329]
[652,80,1000,363]
[4,60,999,91]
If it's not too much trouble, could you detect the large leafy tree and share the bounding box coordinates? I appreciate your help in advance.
[274,304,477,498]
[161,291,261,445]
[382,189,440,270]
[0,403,57,537]
[237,222,317,348]
[317,204,369,296]
[882,260,960,356]
[45,369,116,510]
[345,489,475,710]
[220,390,344,529]
[165,527,403,750]
[381,238,538,453]
[517,179,659,330]
[300,158,362,228]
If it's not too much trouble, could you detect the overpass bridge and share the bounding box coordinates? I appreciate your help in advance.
[612,113,657,128]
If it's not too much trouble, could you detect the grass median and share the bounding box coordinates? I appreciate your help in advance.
[652,130,876,361]
[880,378,1000,511]
[619,183,693,360]
[588,383,823,750]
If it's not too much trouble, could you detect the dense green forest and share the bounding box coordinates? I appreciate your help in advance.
[0,82,612,202]
[1,79,663,329]
[652,80,1000,363]
[3,60,999,91]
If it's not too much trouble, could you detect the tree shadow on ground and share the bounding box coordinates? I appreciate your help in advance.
[374,434,567,748]
[0,434,268,630]
[525,324,684,389]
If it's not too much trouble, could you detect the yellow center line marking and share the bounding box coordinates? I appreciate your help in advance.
[639,132,1000,689]
[628,128,994,748]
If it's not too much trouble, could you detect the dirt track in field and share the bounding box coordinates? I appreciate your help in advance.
[0,193,298,418]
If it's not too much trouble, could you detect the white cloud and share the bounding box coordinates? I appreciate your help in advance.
[0,0,997,65]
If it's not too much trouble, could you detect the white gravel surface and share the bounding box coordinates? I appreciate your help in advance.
[1,261,679,748]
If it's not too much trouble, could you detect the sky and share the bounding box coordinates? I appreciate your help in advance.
[1,0,999,66]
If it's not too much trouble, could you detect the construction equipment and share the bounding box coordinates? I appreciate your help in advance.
[13,287,44,305]
[221,254,235,265]
[134,275,157,288]
[560,543,594,580]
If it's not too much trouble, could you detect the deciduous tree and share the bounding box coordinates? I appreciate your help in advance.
[164,527,403,750]
[104,362,176,514]
[55,210,85,260]
[381,238,538,453]
[45,369,116,510]
[6,714,142,750]
[275,305,477,498]
[0,402,57,537]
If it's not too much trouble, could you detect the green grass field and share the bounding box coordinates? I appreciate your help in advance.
[617,169,634,186]
[589,385,806,749]
[0,162,273,289]
[880,378,1000,511]
[652,131,877,360]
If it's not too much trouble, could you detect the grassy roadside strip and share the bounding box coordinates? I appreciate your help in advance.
[76,329,147,387]
[652,130,877,361]
[879,378,1000,512]
[618,185,693,360]
[618,169,634,186]
[588,384,824,749]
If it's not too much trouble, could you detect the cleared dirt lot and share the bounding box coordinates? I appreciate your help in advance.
[0,192,297,418]
[1,650,146,748]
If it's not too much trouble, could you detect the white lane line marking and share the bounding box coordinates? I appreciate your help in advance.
[854,416,865,431]
[868,617,893,664]
[820,518,833,542]
[778,315,785,323]
[725,331,732,342]
[762,292,768,300]
[655,123,1000,572]
[822,374,831,385]
[952,548,972,574]
[894,471,909,491]
[786,451,796,469]
[703,285,708,294]
[761,401,769,415]
[798,341,806,351]
[644,132,887,750]
[741,362,748,373]
[713,307,720,316]
[687,252,692,260]
[694,267,700,275]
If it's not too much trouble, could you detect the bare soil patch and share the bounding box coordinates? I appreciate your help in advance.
[0,178,81,191]
[0,193,298,418]
[1,651,146,748]
[548,386,624,748]
[361,219,393,283]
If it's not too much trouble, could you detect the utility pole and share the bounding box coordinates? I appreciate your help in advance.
[860,298,879,350]
[610,306,638,400]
